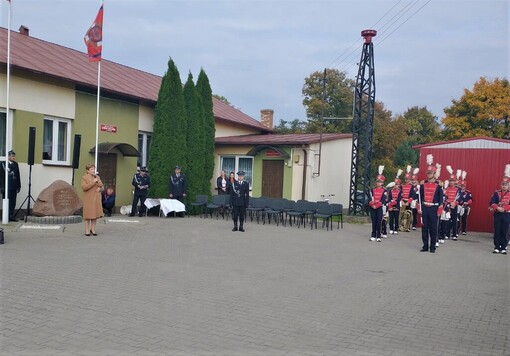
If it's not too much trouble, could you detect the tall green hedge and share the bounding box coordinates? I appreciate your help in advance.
[196,69,216,196]
[148,59,187,199]
[184,72,206,207]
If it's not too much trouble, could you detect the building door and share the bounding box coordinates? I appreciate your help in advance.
[97,154,117,191]
[262,160,284,198]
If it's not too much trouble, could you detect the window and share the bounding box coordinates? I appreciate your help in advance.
[220,155,254,187]
[43,117,71,164]
[138,132,152,167]
[0,111,6,157]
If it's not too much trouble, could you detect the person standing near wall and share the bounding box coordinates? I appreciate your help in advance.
[129,167,150,217]
[217,170,228,195]
[0,150,21,222]
[169,165,187,217]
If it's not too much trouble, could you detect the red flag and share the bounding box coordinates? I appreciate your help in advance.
[84,5,103,62]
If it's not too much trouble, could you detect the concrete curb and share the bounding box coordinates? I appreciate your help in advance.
[26,215,82,224]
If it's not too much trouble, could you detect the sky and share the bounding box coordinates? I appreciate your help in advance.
[1,0,508,124]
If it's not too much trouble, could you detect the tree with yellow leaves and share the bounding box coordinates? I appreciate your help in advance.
[442,77,510,140]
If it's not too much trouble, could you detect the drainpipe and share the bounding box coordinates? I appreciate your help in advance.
[301,146,307,200]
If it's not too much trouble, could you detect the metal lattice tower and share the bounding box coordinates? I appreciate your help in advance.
[348,29,376,215]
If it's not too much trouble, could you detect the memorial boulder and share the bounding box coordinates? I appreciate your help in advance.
[32,180,82,216]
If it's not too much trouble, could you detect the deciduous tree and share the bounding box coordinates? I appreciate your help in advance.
[442,77,510,140]
[302,69,355,133]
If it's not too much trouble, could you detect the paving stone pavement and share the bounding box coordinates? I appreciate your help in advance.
[0,215,508,356]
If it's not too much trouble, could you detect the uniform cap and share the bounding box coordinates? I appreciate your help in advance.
[237,170,245,176]
[427,165,437,173]
[8,150,15,156]
[394,178,401,185]
[175,165,181,170]
[376,175,385,182]
[140,166,147,172]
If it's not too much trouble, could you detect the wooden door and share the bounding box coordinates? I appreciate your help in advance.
[262,160,284,198]
[97,154,117,191]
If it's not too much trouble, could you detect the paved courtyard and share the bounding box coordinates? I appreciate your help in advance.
[0,215,508,356]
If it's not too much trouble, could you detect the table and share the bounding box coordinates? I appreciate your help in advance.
[144,198,186,216]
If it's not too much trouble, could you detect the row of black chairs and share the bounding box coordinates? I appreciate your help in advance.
[190,195,343,231]
[247,197,343,231]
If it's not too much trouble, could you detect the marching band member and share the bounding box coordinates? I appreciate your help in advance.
[458,171,473,236]
[387,175,402,235]
[438,179,450,245]
[489,165,510,254]
[411,168,420,230]
[419,155,443,253]
[399,165,417,232]
[444,165,462,240]
[369,166,387,242]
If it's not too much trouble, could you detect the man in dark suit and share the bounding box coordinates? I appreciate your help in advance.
[0,150,21,221]
[129,166,150,217]
[169,165,187,217]
[230,170,250,232]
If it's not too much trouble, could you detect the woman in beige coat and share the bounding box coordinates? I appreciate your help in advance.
[81,163,104,236]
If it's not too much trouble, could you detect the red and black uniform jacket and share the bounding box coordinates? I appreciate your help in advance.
[401,183,414,205]
[369,187,387,209]
[420,180,444,215]
[388,188,402,211]
[490,190,510,213]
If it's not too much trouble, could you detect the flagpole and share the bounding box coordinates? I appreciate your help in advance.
[94,61,100,173]
[3,0,12,225]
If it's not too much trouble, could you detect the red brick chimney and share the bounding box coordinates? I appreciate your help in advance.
[260,109,274,130]
[19,25,30,36]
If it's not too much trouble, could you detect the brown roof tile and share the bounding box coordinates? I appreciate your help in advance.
[216,133,352,145]
[0,27,271,132]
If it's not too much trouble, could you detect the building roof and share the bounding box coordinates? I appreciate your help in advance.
[413,136,510,150]
[0,27,271,133]
[216,133,352,145]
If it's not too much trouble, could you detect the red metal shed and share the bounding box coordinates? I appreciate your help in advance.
[414,137,510,233]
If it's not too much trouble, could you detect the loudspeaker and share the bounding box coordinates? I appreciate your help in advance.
[72,134,81,169]
[27,127,36,166]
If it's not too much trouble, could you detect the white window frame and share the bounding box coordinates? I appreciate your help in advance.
[42,116,72,165]
[219,155,254,187]
[138,131,152,167]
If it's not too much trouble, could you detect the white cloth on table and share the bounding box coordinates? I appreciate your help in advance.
[144,198,186,216]
[144,198,161,210]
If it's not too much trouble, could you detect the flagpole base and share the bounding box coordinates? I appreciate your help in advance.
[3,199,10,225]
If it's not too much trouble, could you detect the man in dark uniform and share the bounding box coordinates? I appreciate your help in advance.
[230,170,249,232]
[129,166,150,217]
[419,156,443,253]
[1,150,21,221]
[169,165,187,217]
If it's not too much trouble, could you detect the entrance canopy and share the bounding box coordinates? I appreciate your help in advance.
[245,145,290,158]
[89,142,139,157]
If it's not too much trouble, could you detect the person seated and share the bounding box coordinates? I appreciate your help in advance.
[102,187,116,217]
